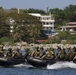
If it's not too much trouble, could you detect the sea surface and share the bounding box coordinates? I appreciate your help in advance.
[0,62,76,75]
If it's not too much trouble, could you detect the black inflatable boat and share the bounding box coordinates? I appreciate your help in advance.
[27,57,56,68]
[0,57,25,67]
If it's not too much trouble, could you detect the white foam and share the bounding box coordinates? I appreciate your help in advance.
[47,61,76,69]
[12,61,76,69]
[13,63,33,68]
[14,64,25,67]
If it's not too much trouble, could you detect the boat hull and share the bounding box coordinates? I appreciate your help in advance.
[0,58,25,67]
[73,59,76,63]
[27,57,56,68]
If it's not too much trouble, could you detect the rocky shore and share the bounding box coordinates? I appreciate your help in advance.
[1,43,76,50]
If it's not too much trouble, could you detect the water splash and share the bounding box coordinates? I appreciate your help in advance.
[47,61,76,69]
[13,63,33,68]
[12,61,76,69]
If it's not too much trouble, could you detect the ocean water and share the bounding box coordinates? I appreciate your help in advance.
[0,62,76,75]
[1,68,76,75]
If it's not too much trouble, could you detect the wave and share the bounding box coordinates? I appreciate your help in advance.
[12,61,76,69]
[47,61,76,69]
[13,63,33,68]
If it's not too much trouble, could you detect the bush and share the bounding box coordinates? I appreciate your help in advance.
[0,37,14,44]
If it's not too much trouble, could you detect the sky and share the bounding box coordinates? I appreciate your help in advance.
[0,0,76,10]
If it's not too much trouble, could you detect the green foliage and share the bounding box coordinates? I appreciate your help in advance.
[0,7,3,10]
[0,13,10,37]
[49,4,76,28]
[24,8,45,14]
[0,5,76,44]
[0,11,43,43]
[0,37,14,44]
[57,31,70,40]
[49,8,65,28]
[64,5,76,22]
[45,31,76,44]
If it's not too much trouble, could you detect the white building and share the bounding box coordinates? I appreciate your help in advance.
[59,22,76,34]
[29,13,55,36]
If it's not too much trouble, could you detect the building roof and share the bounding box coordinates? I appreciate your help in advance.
[59,26,76,28]
[67,22,76,25]
[36,40,46,43]
[28,13,41,17]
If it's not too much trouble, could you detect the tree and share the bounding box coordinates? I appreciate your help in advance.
[24,8,45,14]
[0,13,10,37]
[6,13,42,43]
[0,10,43,43]
[49,8,66,28]
[0,7,3,10]
[64,4,76,22]
[57,31,70,40]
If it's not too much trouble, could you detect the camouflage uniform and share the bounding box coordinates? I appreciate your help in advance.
[57,49,66,60]
[6,48,12,58]
[13,49,22,58]
[65,50,75,61]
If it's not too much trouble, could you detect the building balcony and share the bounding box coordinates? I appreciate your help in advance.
[41,20,55,22]
[43,25,54,27]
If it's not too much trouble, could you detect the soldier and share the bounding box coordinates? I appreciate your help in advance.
[12,48,22,59]
[72,46,76,52]
[24,48,30,58]
[6,48,13,58]
[56,48,66,60]
[65,48,75,61]
[41,48,55,59]
[0,45,5,57]
[73,55,76,61]
[31,48,40,58]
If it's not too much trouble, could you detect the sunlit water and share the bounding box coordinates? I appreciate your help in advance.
[0,62,76,75]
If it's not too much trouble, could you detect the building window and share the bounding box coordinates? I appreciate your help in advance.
[42,22,45,25]
[50,22,52,24]
[46,22,49,25]
[47,17,50,20]
[47,27,49,29]
[43,18,46,20]
[38,17,40,20]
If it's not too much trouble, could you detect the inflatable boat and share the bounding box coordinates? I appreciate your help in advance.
[0,57,25,67]
[27,57,56,68]
[73,59,76,63]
